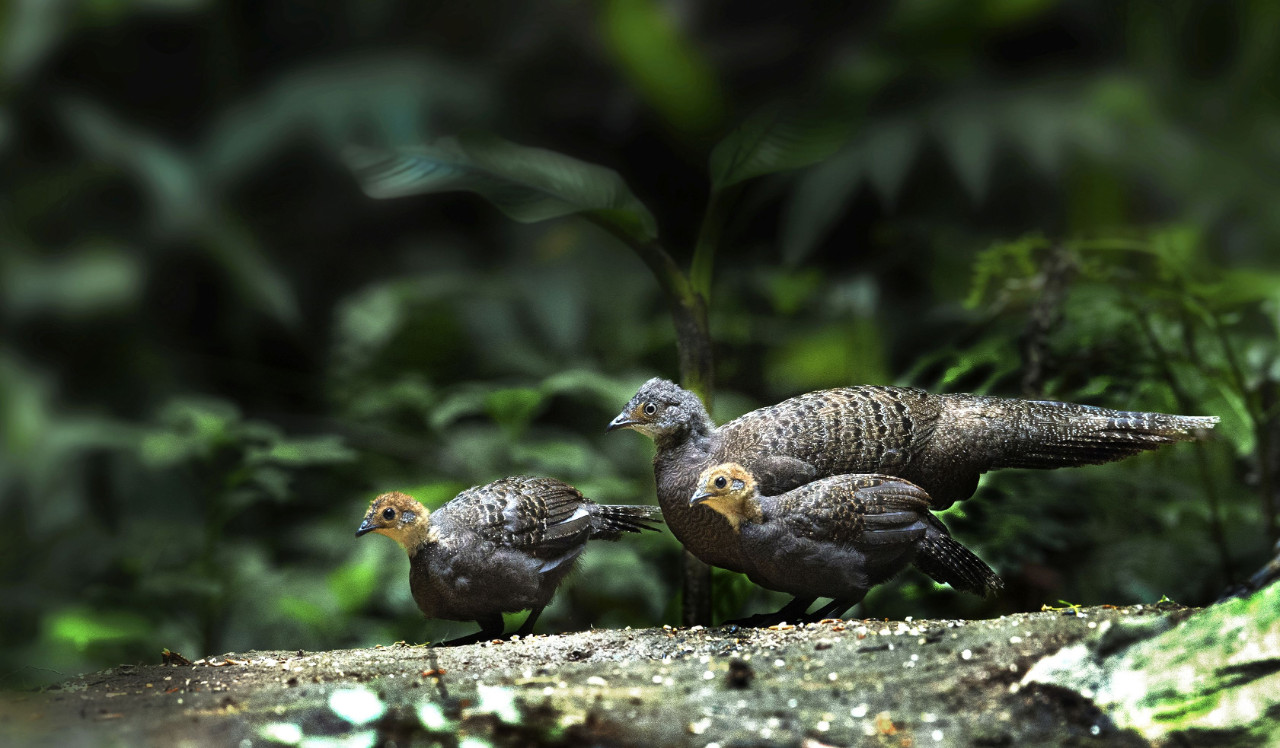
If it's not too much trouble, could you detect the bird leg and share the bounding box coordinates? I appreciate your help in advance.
[515,607,544,637]
[719,596,816,628]
[805,596,863,622]
[434,615,507,647]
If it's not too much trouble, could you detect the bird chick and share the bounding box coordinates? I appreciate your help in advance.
[691,463,1002,623]
[357,478,662,646]
[608,377,1217,578]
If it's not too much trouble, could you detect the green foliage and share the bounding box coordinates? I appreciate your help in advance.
[45,608,150,653]
[709,100,857,192]
[599,0,724,134]
[346,137,659,245]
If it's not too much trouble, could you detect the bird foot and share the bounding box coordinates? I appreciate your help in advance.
[718,612,799,628]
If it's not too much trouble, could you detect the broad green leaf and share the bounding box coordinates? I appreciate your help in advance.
[779,146,863,266]
[203,53,488,186]
[863,119,921,207]
[345,137,658,245]
[934,100,997,202]
[599,0,723,134]
[1004,92,1074,175]
[709,101,858,192]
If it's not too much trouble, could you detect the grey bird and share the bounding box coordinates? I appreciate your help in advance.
[356,478,662,646]
[691,463,1002,623]
[608,378,1216,619]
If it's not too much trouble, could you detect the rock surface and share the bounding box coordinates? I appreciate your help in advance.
[2,601,1258,747]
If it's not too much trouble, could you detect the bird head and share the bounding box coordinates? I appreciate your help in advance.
[690,462,759,530]
[356,491,433,553]
[607,378,712,442]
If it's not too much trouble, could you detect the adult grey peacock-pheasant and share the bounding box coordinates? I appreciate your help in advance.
[690,463,1002,624]
[356,477,662,646]
[608,378,1218,576]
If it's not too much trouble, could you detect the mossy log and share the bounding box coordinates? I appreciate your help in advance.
[1025,583,1279,746]
[1,599,1273,747]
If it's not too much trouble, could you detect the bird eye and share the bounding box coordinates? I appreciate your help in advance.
[714,476,727,489]
[382,507,396,521]
[643,402,657,416]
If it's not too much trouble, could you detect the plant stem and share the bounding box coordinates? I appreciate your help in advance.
[689,190,727,302]
[1199,309,1278,545]
[1133,309,1235,585]
[593,221,716,625]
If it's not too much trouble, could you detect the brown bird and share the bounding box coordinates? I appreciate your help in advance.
[607,377,1217,578]
[356,477,662,646]
[691,463,1002,623]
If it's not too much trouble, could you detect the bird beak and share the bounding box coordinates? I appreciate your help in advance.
[606,411,637,432]
[355,517,378,537]
[689,489,712,506]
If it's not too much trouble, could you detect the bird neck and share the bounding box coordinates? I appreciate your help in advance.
[706,493,764,533]
[397,520,437,557]
[655,401,716,453]
[736,496,765,529]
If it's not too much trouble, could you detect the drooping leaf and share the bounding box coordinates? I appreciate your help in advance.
[202,53,489,186]
[1004,93,1073,175]
[709,100,858,192]
[862,118,921,207]
[778,146,864,265]
[345,137,658,245]
[934,99,997,202]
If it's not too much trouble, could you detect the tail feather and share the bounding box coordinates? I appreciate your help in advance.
[913,524,1002,596]
[977,399,1218,470]
[588,504,664,540]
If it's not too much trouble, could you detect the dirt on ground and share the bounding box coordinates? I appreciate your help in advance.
[0,603,1195,747]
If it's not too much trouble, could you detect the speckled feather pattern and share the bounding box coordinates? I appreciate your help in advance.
[409,476,661,625]
[616,378,1217,572]
[697,467,1001,604]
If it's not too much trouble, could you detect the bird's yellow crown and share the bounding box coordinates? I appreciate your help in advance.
[355,491,434,554]
[690,462,763,531]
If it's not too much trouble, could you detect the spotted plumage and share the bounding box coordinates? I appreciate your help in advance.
[356,477,662,646]
[691,463,1002,620]
[608,377,1217,575]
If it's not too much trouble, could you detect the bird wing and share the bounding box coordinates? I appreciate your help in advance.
[462,476,595,557]
[773,474,931,548]
[718,387,940,494]
[748,455,819,495]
